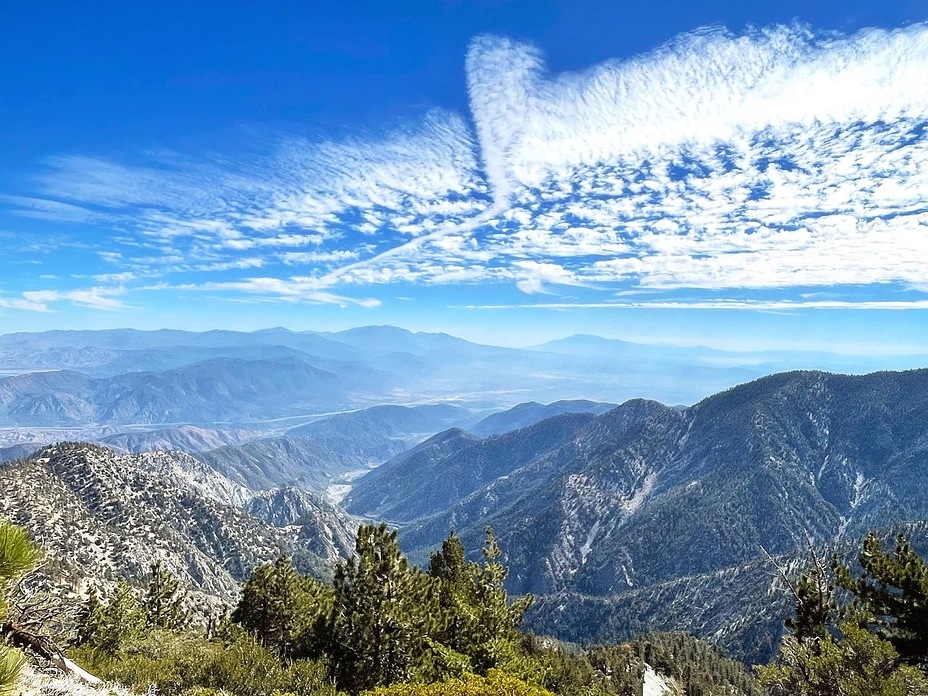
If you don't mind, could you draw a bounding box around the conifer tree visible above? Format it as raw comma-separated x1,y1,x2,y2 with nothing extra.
761,534,928,695
427,528,533,675
428,531,471,665
232,556,302,657
464,527,533,673
73,587,104,647
758,623,928,696
785,547,836,644
428,532,468,590
142,560,190,631
287,572,334,660
0,523,39,695
329,523,438,693
76,578,146,655
833,532,928,667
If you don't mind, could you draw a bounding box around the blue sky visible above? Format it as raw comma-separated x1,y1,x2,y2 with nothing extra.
2,0,928,351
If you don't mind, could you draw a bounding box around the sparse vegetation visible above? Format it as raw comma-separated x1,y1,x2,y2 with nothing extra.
61,523,759,696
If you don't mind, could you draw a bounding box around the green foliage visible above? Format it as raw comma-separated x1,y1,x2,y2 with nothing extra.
74,586,104,646
143,560,191,631
786,549,837,644
627,632,762,696
0,648,25,696
74,578,147,655
232,555,332,659
329,523,440,692
763,533,928,694
229,526,541,693
515,636,642,696
758,623,928,696
466,529,534,673
60,521,763,696
75,561,194,662
584,643,644,696
233,556,298,656
429,528,533,676
834,532,928,666
429,533,468,590
364,669,556,696
70,627,335,696
0,522,40,586
0,522,39,695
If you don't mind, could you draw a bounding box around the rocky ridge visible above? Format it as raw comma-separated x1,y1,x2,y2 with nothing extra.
0,443,358,603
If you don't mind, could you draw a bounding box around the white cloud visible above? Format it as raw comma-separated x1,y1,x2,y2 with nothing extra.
2,195,109,223
0,296,50,312
280,250,359,265
453,24,928,295
92,272,137,283
180,276,380,308
464,25,928,189
513,260,583,294
18,287,127,311
7,22,928,309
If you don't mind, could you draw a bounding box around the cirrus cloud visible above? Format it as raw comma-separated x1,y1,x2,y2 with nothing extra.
5,22,928,312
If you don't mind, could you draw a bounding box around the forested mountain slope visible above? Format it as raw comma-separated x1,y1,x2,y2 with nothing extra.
400,370,928,592
344,412,597,522
469,399,616,437
348,370,928,660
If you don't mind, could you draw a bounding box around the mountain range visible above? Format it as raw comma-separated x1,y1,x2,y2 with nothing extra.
6,326,925,434
100,424,261,453
5,329,928,667
345,369,928,660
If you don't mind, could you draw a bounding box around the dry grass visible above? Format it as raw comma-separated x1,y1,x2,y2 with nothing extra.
12,664,131,696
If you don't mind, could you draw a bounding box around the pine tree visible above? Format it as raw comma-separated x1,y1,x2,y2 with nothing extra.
82,578,146,655
761,533,928,694
833,532,928,666
329,523,439,693
0,523,40,587
785,547,837,644
427,528,533,675
464,527,533,673
758,623,928,696
428,532,468,590
0,523,39,695
232,556,303,657
73,587,104,646
428,531,471,667
232,555,333,660
142,560,190,631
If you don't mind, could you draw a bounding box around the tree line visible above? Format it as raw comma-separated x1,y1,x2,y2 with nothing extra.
63,523,755,695
7,518,928,695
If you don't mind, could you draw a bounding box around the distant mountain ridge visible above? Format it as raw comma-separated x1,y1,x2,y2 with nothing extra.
100,424,261,453
469,399,616,437
350,369,928,659
193,436,361,496
286,403,476,464
0,356,367,426
0,442,40,462
6,325,914,427
344,412,598,522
